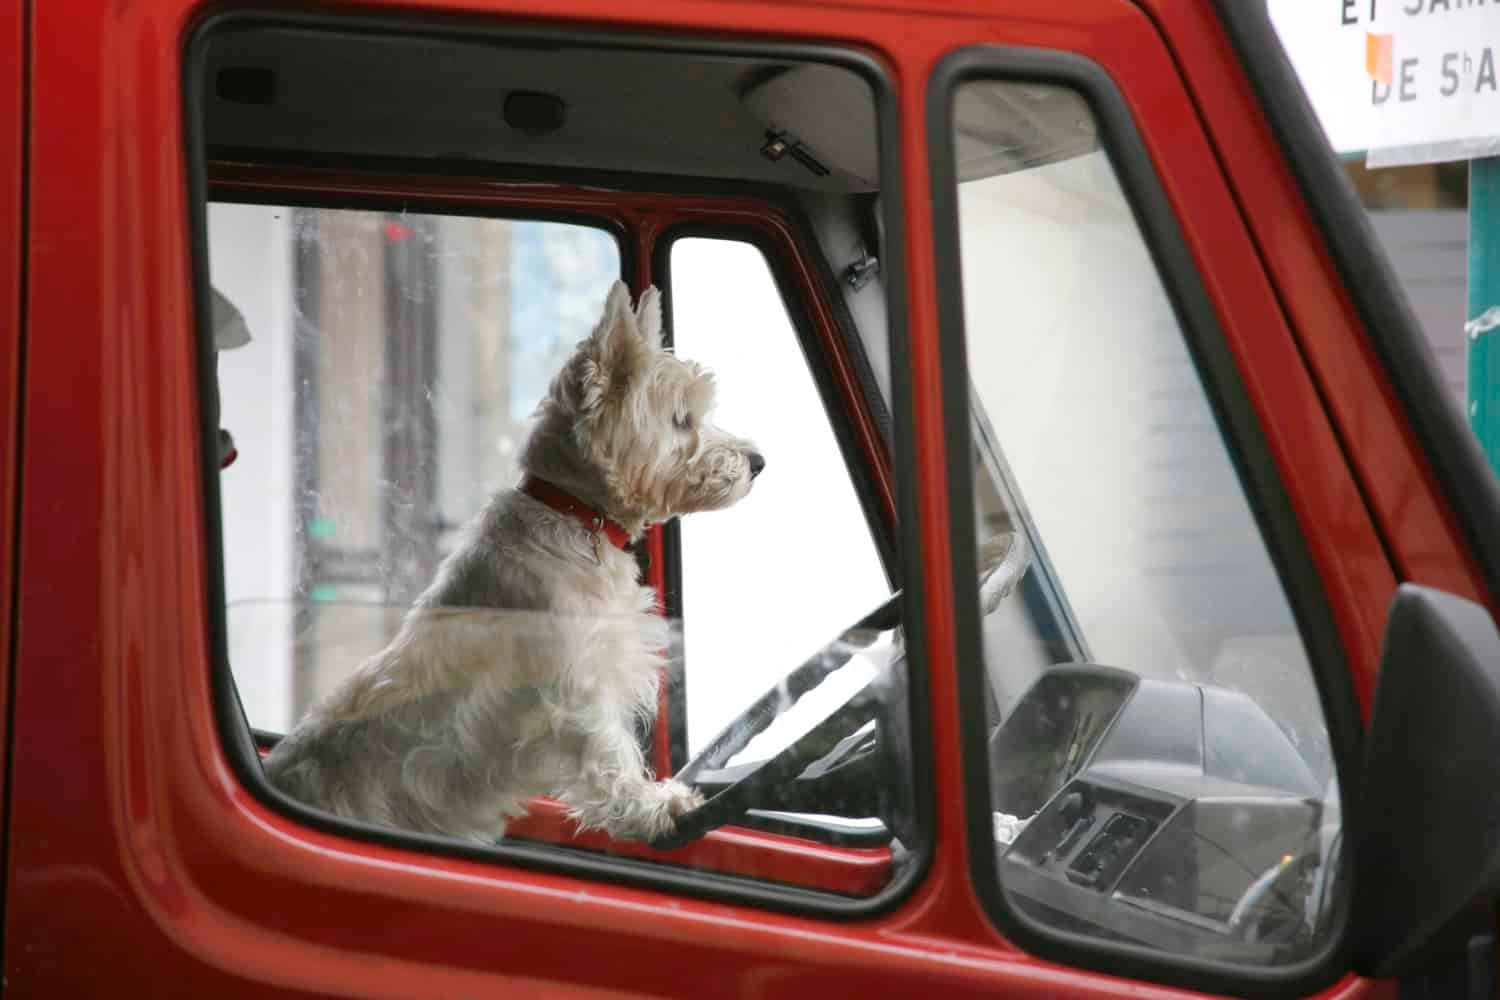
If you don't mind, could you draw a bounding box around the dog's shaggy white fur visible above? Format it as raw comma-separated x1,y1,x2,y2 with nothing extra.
264,282,763,844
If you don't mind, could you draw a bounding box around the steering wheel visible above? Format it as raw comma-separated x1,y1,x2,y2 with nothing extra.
650,529,1030,851
649,591,908,851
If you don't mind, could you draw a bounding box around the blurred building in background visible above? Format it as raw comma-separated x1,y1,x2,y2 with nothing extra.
1345,160,1469,409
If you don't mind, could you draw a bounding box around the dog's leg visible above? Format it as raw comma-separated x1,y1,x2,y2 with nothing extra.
568,773,702,843
556,718,703,842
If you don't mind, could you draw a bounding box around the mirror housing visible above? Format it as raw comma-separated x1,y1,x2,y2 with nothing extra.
1351,584,1500,978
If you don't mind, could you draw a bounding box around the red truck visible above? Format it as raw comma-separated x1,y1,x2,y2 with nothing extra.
5,0,1500,997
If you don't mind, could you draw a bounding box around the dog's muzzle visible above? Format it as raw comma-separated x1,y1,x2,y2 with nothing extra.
747,451,766,479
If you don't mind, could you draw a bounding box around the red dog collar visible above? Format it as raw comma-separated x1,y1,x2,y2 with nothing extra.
519,476,631,552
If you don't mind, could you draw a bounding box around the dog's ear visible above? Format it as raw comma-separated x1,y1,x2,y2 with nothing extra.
634,286,663,351
588,280,647,372
602,279,633,320
562,353,610,421
559,282,643,420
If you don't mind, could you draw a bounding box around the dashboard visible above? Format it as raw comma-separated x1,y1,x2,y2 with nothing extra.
990,665,1337,963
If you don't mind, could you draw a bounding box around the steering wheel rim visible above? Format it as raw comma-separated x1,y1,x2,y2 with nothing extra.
649,591,904,850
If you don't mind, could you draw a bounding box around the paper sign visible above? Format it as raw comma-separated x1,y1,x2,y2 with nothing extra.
1270,1,1500,166
1367,31,1394,85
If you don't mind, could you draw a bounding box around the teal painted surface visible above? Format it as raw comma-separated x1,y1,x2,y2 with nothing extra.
1469,158,1500,475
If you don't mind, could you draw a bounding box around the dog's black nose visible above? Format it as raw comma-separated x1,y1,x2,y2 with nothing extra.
747,451,766,478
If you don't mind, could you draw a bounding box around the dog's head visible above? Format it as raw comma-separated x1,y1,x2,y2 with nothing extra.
524,281,764,532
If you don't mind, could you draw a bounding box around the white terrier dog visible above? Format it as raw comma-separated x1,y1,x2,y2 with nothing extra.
264,282,764,844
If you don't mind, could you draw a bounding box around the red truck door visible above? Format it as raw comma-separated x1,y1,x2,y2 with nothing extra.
8,0,1500,997
0,0,22,876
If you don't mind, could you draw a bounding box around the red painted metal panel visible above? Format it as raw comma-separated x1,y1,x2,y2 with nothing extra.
506,798,894,897
630,212,676,780
5,0,1399,996
251,716,895,896
0,0,22,867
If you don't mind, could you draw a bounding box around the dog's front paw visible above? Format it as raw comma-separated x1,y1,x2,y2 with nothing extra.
664,779,704,816
644,780,705,851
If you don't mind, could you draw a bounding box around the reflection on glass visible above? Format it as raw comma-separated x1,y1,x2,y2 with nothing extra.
228,599,915,892
993,665,1337,963
209,198,916,896
209,204,619,732
951,79,1341,966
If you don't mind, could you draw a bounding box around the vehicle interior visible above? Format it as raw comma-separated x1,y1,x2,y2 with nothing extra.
194,12,1342,959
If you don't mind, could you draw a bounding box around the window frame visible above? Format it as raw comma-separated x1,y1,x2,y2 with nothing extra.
187,9,930,919
652,223,900,778
925,46,1365,996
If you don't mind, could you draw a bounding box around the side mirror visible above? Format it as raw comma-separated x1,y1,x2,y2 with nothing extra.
1351,583,1500,979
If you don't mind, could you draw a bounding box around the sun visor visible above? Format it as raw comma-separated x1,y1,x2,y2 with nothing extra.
741,64,880,190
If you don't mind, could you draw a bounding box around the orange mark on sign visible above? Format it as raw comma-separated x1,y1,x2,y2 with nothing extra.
1366,32,1394,85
